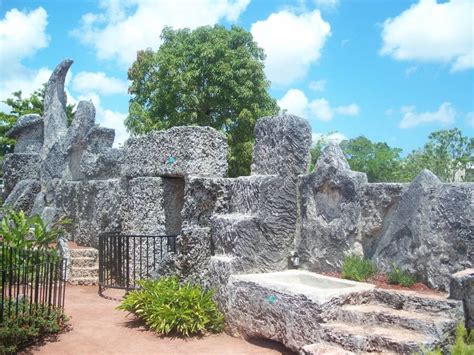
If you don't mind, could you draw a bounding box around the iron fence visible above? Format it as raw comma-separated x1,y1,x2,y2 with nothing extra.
0,244,67,324
98,234,177,293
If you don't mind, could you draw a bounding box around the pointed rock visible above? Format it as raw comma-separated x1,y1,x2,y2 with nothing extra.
315,143,350,172
43,59,73,156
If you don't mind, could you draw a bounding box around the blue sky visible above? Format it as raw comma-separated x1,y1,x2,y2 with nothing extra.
0,0,472,152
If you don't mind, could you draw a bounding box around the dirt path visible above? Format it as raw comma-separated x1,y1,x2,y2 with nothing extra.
26,286,291,355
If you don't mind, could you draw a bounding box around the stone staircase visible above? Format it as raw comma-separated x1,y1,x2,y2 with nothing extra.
68,248,99,285
303,289,463,354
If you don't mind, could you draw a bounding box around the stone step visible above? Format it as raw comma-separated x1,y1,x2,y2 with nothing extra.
338,303,455,338
70,257,98,268
68,276,98,286
373,289,462,315
70,266,99,279
69,248,98,259
300,342,356,355
321,321,437,354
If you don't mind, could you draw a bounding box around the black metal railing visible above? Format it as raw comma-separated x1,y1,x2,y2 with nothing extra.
98,234,177,293
0,244,67,324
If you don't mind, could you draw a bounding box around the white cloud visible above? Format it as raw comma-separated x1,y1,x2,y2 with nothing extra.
314,0,339,10
0,7,51,105
72,71,128,96
277,89,308,118
77,92,129,146
312,131,347,144
251,10,330,86
0,7,49,70
310,98,333,121
73,0,250,68
380,0,474,72
278,89,360,121
335,103,359,116
399,102,456,129
308,79,326,91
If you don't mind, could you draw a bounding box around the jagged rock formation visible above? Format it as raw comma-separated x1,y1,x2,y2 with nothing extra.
298,144,473,291
2,59,472,334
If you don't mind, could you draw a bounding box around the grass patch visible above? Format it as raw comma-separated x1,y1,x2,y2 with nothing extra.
341,255,376,282
387,265,416,287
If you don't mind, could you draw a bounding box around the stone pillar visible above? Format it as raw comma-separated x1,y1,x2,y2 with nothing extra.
450,269,474,329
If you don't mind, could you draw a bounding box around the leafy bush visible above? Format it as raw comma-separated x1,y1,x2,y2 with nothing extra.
117,277,224,336
0,299,68,354
0,209,70,250
341,255,376,282
388,265,416,287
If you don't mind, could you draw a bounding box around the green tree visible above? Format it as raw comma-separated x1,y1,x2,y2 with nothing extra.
0,86,75,174
310,135,403,182
341,137,403,182
126,25,279,176
401,128,473,182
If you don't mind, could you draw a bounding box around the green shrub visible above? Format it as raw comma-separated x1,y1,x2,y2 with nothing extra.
419,323,473,355
0,209,70,250
341,255,376,282
117,277,224,336
388,265,416,287
0,299,68,354
451,323,474,355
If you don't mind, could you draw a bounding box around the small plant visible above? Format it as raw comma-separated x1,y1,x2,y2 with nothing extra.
419,323,473,355
0,299,68,354
117,277,224,336
341,255,376,282
451,323,474,355
0,208,71,250
388,264,416,287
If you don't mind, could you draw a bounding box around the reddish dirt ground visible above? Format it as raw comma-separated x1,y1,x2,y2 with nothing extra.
323,272,445,296
23,286,293,355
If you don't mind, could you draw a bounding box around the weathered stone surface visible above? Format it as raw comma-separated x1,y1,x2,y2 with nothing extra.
63,101,96,153
298,144,369,271
373,170,474,290
121,177,166,235
42,59,72,156
41,141,67,181
251,113,312,178
216,270,463,353
3,179,40,214
80,148,123,180
6,114,43,153
212,175,298,272
84,127,115,152
54,179,123,247
2,153,41,196
122,126,228,178
449,269,474,329
120,177,185,236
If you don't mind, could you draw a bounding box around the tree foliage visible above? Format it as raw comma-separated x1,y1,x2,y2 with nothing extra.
401,128,473,182
126,25,279,176
310,129,473,183
0,86,75,173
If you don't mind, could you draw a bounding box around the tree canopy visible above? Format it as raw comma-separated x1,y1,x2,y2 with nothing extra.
310,129,473,183
126,25,279,176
